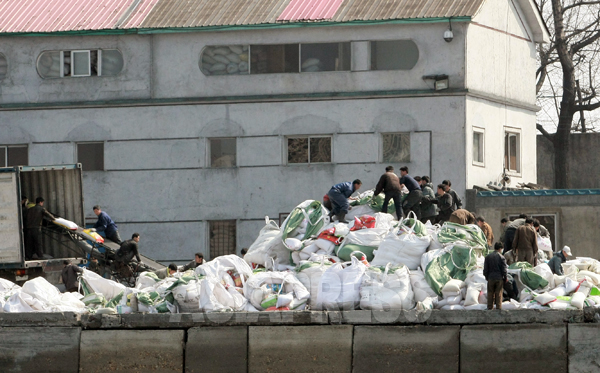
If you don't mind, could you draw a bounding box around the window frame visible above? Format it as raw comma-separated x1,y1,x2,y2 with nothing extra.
508,213,558,255
70,50,91,77
381,132,411,163
37,49,122,79
504,131,521,174
0,52,8,80
285,135,332,165
75,141,105,171
369,39,420,71
201,42,353,76
208,137,237,168
472,128,485,167
207,219,237,260
0,144,28,167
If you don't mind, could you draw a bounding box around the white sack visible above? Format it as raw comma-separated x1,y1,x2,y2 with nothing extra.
81,268,126,300
409,269,438,302
360,264,415,311
316,257,367,311
372,228,431,270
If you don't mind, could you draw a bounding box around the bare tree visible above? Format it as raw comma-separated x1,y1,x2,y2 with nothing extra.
536,0,600,188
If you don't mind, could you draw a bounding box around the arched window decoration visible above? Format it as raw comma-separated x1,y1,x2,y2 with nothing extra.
0,53,7,80
370,40,419,71
37,49,123,79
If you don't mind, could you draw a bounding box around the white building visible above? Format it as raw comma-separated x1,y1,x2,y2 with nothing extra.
0,0,549,262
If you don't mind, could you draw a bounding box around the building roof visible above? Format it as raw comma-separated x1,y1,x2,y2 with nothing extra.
0,0,549,40
0,0,486,34
478,189,600,197
138,0,485,28
0,0,156,33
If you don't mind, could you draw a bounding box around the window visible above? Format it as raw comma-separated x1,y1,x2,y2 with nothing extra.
37,49,123,79
200,42,351,75
0,53,7,80
300,43,350,72
0,145,28,167
371,40,419,71
209,220,236,259
287,136,332,164
201,45,249,76
504,132,520,173
77,142,104,171
250,44,299,74
382,133,410,163
210,138,236,167
472,130,484,165
508,214,557,253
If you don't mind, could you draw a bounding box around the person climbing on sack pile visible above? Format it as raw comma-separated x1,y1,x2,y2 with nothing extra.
326,179,362,223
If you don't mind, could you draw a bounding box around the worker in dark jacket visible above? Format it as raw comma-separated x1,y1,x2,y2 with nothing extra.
24,197,56,260
61,260,83,292
434,185,454,224
373,166,403,220
512,218,538,266
115,233,141,264
327,180,362,223
181,253,206,271
484,242,508,310
548,246,572,275
419,176,437,223
442,180,462,210
503,214,527,254
399,166,422,219
93,206,121,244
153,263,178,279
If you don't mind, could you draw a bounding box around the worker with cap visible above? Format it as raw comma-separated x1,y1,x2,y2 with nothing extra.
548,246,572,275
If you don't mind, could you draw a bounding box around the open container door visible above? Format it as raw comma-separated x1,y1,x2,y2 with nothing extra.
0,168,23,264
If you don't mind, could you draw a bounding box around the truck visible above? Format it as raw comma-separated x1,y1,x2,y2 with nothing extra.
0,164,163,286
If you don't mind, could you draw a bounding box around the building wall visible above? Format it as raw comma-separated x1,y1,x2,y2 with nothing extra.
0,95,466,261
0,34,152,104
537,133,600,189
465,96,537,189
0,22,466,105
466,0,538,105
469,190,600,259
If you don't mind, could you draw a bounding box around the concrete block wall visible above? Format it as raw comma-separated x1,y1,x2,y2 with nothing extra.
1,310,599,372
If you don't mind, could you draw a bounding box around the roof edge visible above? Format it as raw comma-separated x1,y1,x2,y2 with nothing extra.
0,16,472,37
515,0,551,43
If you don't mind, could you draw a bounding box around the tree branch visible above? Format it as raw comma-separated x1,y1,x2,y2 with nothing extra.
575,101,600,111
571,30,600,55
537,123,554,143
563,1,600,13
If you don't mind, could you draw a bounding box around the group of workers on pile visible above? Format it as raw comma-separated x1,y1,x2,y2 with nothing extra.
325,165,467,225
327,165,575,311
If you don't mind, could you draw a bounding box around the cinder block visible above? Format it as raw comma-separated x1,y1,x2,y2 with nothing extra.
568,324,600,372
186,326,247,373
0,327,80,373
80,330,184,372
460,324,567,372
248,325,352,373
353,325,459,373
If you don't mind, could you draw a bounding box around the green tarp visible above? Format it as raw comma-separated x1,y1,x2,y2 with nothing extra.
438,222,489,253
425,245,478,296
509,262,549,289
282,200,326,242
336,243,376,262
349,190,407,214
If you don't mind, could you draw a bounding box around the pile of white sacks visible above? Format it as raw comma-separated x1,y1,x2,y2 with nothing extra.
2,198,600,313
